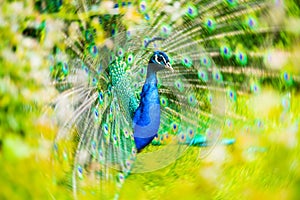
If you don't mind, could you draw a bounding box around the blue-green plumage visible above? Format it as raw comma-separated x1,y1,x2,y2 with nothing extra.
109,57,138,119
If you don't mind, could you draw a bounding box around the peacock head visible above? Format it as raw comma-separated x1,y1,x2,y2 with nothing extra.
149,51,173,72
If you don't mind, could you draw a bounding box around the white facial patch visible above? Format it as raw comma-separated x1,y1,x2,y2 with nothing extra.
155,54,159,63
161,55,167,65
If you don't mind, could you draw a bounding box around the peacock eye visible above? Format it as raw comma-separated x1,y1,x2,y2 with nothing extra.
155,54,164,64
157,56,163,62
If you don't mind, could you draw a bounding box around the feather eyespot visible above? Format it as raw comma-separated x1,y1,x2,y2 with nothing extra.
188,128,195,138
118,173,125,184
77,165,83,179
179,133,186,143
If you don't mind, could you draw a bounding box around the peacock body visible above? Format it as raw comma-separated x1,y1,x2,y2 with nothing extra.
39,0,300,198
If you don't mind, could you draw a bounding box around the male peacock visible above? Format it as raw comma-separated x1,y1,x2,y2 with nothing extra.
43,0,299,198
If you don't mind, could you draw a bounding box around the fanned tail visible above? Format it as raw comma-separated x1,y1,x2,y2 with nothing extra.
46,0,300,198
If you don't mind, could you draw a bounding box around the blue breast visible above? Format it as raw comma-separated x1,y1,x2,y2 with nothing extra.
133,82,160,151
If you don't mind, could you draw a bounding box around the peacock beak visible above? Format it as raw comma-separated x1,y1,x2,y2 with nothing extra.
165,62,173,72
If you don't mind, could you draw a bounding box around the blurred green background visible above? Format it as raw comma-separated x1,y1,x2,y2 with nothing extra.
1,0,300,199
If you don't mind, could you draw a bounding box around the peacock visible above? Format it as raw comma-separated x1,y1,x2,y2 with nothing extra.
36,0,299,198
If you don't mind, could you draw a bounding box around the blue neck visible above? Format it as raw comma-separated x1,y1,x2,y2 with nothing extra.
133,65,161,151
145,67,158,85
